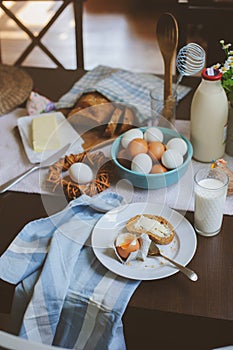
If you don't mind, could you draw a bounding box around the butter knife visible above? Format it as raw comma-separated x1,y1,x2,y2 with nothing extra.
0,143,71,194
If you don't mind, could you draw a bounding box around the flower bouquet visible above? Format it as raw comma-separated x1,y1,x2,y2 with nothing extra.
213,40,233,102
213,41,233,157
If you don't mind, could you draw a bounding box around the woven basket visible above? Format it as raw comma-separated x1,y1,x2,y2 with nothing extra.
0,64,33,115
47,151,113,200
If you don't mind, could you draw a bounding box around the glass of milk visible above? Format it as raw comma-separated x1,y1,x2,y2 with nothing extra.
194,167,228,237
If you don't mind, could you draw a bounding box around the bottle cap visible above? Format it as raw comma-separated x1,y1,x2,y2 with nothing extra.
202,68,222,81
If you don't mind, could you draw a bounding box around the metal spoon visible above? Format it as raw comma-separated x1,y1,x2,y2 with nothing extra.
148,241,198,282
156,12,178,102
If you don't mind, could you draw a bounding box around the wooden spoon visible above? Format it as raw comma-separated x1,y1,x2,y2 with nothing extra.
156,13,178,102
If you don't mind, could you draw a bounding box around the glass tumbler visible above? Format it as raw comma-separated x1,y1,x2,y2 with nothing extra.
150,89,177,127
194,167,228,237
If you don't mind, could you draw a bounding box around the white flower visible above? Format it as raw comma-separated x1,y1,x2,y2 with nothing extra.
220,67,228,73
213,63,221,69
223,43,231,50
216,39,233,101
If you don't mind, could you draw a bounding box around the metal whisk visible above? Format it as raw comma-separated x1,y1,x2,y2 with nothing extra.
174,42,206,95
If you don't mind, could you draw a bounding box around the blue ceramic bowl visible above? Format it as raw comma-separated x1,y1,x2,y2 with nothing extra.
111,127,193,190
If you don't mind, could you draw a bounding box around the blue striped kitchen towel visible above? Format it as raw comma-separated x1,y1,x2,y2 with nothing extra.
55,65,191,122
0,192,140,350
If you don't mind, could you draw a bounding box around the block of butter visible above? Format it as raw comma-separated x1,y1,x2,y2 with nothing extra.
32,114,60,152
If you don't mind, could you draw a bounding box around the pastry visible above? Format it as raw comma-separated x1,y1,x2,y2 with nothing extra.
68,103,115,127
74,92,110,108
118,106,135,134
103,107,123,137
67,92,137,136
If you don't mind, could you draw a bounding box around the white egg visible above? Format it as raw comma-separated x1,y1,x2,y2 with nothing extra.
131,153,152,174
68,162,93,184
166,137,188,156
161,149,183,169
121,128,143,148
143,127,164,143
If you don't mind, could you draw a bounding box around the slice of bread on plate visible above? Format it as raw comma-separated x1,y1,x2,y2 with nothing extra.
126,214,175,245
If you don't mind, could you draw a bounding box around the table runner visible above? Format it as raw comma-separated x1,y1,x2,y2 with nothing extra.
0,192,140,349
0,109,232,215
0,108,83,194
0,65,232,214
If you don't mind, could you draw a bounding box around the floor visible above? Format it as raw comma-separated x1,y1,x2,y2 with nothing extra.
0,0,181,74
83,0,169,73
0,1,231,75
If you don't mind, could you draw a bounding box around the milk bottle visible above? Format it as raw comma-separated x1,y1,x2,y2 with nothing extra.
190,68,228,162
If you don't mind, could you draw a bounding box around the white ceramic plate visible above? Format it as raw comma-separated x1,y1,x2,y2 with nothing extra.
92,202,197,280
17,112,84,163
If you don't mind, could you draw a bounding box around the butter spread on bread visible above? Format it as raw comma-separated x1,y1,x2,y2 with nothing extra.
126,214,174,245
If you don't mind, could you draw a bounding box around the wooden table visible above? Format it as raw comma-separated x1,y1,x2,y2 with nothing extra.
0,68,232,349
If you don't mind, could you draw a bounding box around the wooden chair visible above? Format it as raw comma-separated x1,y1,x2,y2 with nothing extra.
0,0,85,101
0,0,84,69
176,0,233,66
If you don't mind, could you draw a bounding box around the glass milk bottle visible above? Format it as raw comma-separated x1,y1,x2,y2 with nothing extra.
190,68,228,162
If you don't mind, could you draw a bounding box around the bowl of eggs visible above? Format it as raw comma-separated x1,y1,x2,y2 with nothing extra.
111,126,193,189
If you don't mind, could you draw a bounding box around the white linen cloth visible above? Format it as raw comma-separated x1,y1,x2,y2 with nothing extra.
0,108,34,192
0,65,190,194
0,109,232,215
0,192,139,349
0,108,83,194
0,64,190,194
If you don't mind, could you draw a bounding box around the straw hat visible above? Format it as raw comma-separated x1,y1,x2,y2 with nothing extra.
0,64,33,115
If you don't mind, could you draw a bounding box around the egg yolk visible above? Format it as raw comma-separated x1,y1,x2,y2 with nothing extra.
116,239,140,259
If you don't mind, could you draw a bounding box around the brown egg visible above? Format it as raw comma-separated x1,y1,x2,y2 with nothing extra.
116,239,140,259
150,163,167,174
127,138,148,158
117,149,131,169
148,141,165,161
